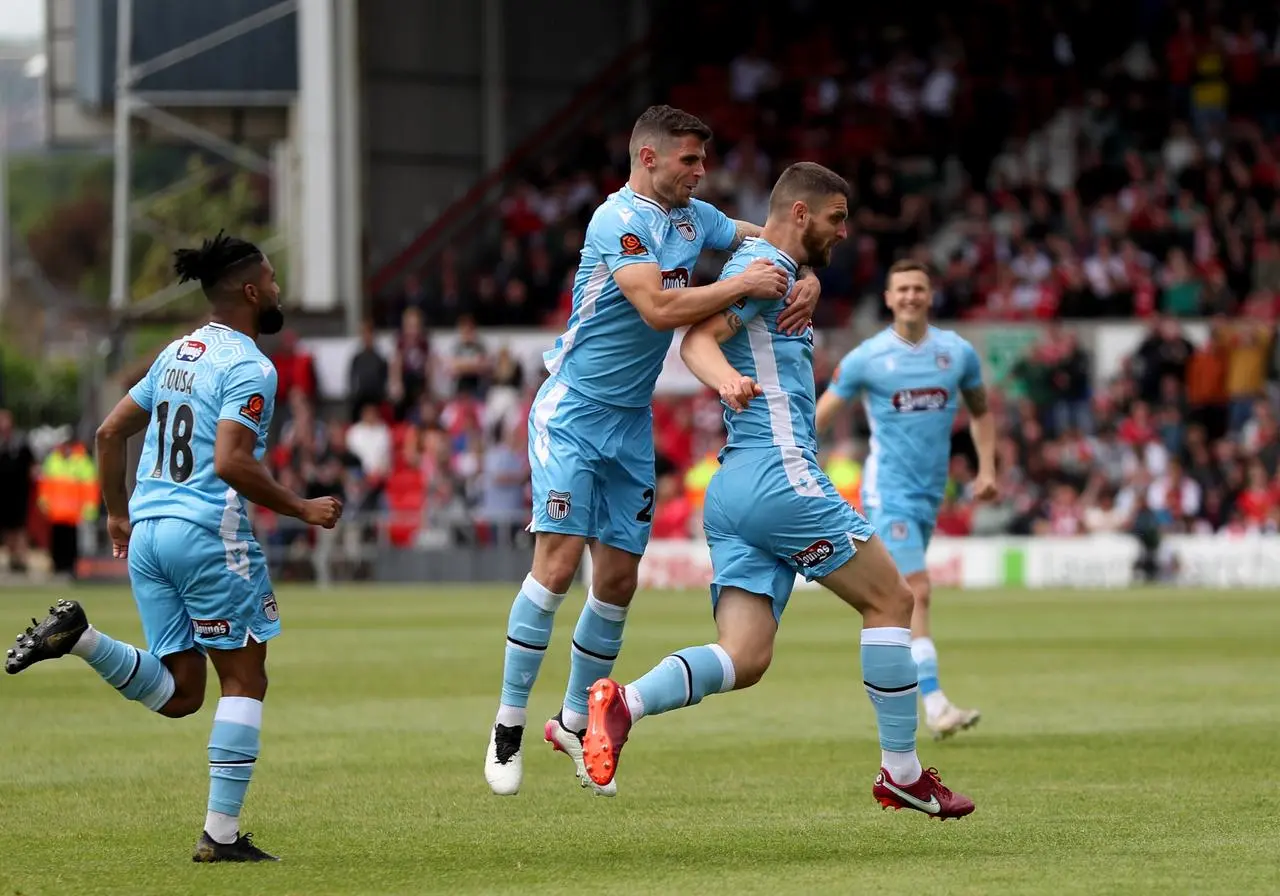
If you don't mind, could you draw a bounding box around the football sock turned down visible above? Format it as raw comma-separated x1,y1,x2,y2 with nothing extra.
206,696,263,844
862,627,923,784
624,644,737,722
560,593,627,732
496,575,566,728
69,626,175,711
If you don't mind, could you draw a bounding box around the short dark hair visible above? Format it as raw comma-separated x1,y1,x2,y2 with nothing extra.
887,258,933,283
767,162,851,216
173,230,264,297
629,105,713,163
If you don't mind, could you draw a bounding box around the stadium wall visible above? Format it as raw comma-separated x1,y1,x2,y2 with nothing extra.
586,535,1280,591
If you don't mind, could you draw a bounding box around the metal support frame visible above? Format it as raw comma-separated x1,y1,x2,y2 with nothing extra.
108,0,299,314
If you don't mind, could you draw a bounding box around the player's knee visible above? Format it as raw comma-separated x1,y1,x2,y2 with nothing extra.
219,669,268,701
592,565,638,605
531,537,582,594
867,574,914,623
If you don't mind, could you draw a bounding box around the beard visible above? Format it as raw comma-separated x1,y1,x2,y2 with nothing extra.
799,227,832,269
258,305,285,335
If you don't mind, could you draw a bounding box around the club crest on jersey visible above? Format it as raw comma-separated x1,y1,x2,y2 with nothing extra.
892,387,949,412
261,593,280,622
889,521,909,540
660,267,689,290
192,618,231,638
176,340,206,362
239,393,266,425
790,539,835,568
675,219,697,241
619,233,647,257
546,490,572,521
936,352,951,370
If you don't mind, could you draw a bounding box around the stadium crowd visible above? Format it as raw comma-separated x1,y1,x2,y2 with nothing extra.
380,1,1280,332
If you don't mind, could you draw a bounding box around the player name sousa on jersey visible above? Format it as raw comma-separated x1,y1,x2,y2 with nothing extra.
160,368,196,396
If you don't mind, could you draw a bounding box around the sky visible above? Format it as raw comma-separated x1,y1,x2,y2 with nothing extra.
0,0,44,40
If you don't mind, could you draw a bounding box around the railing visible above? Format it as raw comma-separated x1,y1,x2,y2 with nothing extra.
365,33,655,299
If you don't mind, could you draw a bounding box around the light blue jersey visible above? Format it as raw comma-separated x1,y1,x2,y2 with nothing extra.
718,238,816,454
543,185,737,408
703,237,874,621
828,326,982,575
128,322,277,541
125,321,281,658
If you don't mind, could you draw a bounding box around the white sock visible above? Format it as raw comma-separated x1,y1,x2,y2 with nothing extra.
882,750,922,785
205,810,239,844
924,691,950,720
623,684,646,722
68,625,100,659
495,704,527,728
560,708,588,733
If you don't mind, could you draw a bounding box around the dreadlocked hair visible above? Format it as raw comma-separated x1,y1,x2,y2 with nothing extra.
172,230,263,292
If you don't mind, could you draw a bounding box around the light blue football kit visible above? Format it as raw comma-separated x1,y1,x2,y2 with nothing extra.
127,322,280,658
700,238,874,623
499,185,740,736
623,238,919,767
827,326,983,576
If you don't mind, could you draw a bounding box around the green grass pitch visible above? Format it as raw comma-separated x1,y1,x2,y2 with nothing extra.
1,584,1278,895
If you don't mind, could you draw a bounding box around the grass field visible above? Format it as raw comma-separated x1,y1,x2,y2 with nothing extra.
1,584,1278,896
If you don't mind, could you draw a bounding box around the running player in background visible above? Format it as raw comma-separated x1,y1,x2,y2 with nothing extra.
485,105,824,797
581,163,974,818
5,233,342,862
815,259,997,740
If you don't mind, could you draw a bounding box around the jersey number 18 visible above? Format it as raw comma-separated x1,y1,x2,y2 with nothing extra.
149,401,195,483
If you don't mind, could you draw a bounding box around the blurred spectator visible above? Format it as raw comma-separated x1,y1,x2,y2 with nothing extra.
271,331,318,409
476,422,530,545
346,403,392,482
37,435,98,579
390,307,431,419
349,320,389,420
0,410,35,573
450,315,491,398
651,471,693,539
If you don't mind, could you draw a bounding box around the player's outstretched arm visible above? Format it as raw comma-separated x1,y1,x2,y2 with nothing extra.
615,258,788,331
96,395,153,556
214,421,342,528
679,311,761,412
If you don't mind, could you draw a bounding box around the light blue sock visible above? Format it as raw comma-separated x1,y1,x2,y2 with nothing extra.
862,627,920,755
911,636,941,698
69,626,175,712
496,575,566,728
627,644,736,721
206,696,262,842
560,593,628,730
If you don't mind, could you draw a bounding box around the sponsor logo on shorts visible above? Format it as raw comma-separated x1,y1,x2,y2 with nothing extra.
660,267,689,290
674,219,697,241
619,233,648,257
192,618,231,638
890,521,909,541
261,593,279,622
891,387,949,412
239,393,266,425
176,339,206,362
546,490,572,521
790,539,834,568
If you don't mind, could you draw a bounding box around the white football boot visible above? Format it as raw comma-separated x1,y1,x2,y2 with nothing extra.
485,723,524,795
927,703,981,741
544,714,618,797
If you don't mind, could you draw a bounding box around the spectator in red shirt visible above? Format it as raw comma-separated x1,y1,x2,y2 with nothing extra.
651,472,692,540
1237,460,1275,524
271,330,317,405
